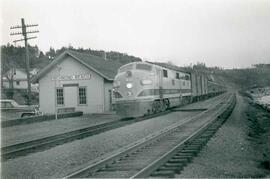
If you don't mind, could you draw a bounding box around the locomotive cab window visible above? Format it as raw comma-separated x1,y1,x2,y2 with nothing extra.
119,64,133,73
136,64,152,71
163,69,168,78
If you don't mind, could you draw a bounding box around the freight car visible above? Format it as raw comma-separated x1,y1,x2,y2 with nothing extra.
113,61,225,118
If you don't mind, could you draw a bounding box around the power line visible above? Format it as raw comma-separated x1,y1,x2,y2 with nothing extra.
10,18,39,105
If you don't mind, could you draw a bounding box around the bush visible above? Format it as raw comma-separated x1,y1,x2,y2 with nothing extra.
6,89,14,99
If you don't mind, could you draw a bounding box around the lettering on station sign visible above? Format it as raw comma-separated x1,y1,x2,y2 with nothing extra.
52,73,91,81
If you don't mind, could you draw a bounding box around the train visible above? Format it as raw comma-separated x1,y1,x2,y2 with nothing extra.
112,61,226,118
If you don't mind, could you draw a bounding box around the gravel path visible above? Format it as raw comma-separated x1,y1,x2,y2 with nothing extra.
2,110,201,178
177,93,270,178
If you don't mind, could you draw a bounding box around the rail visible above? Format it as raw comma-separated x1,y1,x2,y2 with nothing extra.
63,93,233,178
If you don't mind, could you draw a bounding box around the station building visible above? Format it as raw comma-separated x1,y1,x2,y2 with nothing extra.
31,50,122,114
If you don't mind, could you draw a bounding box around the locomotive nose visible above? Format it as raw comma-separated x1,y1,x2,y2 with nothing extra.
126,71,132,77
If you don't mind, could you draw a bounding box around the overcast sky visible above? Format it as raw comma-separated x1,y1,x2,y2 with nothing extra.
1,0,270,69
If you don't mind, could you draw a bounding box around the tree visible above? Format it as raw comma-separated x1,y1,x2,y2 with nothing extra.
193,62,206,71
1,54,16,98
39,51,45,58
45,47,56,59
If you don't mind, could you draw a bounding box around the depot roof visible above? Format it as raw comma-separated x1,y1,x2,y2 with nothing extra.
31,50,123,83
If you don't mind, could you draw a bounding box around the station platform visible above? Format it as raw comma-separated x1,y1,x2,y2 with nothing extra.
2,113,120,147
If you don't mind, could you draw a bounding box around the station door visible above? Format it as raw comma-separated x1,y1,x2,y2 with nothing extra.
64,86,77,108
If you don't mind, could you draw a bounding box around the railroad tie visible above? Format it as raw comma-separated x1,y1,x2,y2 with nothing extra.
185,144,203,149
180,150,197,156
172,156,191,161
174,153,194,158
158,165,184,173
150,170,175,178
164,162,185,167
170,157,189,162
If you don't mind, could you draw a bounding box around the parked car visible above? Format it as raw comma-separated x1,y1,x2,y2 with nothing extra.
0,99,42,118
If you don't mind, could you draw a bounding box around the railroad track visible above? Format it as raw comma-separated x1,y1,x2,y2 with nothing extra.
64,93,235,178
1,93,226,161
1,109,172,161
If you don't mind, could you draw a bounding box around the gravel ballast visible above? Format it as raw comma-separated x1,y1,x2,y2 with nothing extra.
1,95,224,178
177,93,270,178
2,110,200,178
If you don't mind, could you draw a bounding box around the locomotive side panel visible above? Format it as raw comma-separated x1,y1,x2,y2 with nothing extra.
157,67,191,107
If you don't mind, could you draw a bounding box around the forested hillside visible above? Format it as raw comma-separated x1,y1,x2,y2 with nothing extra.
216,64,270,89
1,43,269,91
1,44,142,76
186,62,270,90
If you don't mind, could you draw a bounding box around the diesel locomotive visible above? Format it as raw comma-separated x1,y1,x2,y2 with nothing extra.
113,61,226,118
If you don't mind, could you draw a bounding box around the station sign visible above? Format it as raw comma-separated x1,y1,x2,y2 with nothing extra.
52,73,91,81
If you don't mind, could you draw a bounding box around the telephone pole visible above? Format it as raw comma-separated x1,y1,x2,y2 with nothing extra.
10,18,39,105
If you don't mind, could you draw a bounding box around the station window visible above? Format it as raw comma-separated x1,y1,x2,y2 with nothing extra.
56,88,64,105
185,75,190,80
78,87,87,105
16,81,20,85
163,69,168,78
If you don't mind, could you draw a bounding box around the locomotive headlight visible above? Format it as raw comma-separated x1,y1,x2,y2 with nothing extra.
126,82,133,89
140,79,152,85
